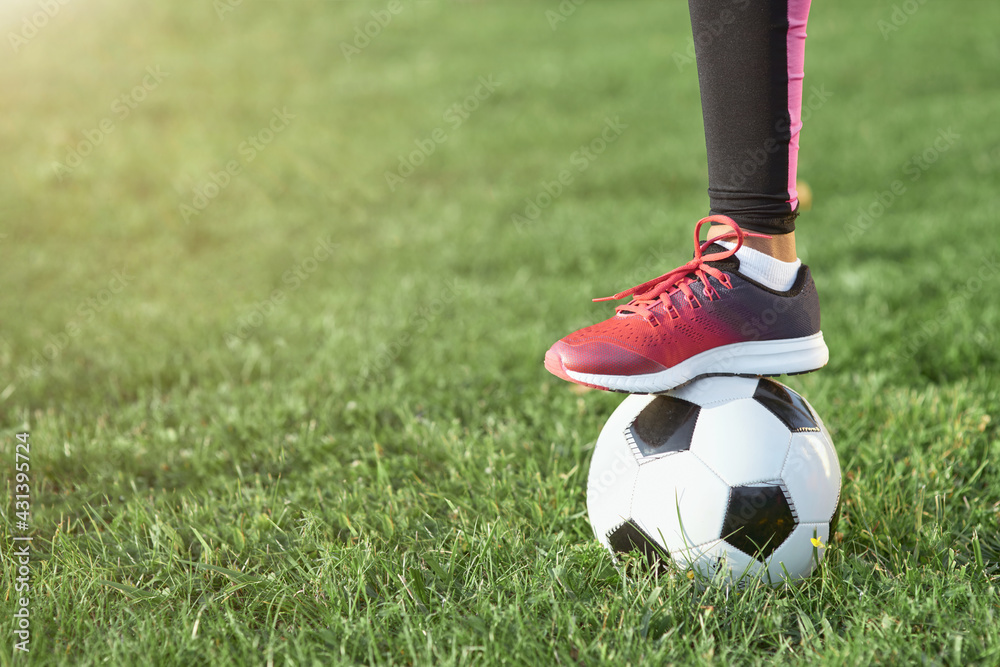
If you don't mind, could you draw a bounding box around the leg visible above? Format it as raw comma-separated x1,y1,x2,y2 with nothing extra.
544,0,827,393
689,0,812,261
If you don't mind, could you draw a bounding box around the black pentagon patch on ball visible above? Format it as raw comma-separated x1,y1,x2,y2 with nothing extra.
722,483,797,561
606,519,668,569
753,378,820,433
626,396,700,458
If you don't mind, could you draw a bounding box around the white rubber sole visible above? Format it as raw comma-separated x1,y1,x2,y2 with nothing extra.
566,332,829,394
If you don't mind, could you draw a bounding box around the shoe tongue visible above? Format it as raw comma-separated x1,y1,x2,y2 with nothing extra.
702,242,741,272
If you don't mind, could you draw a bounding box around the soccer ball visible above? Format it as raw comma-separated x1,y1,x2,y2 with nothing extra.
587,376,841,586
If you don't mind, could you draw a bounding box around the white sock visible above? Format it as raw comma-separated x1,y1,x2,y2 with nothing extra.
716,240,801,292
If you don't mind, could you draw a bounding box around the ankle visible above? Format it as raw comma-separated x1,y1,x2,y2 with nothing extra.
742,232,797,262
708,226,797,262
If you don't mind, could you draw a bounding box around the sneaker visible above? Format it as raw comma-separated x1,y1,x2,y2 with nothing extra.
544,216,828,393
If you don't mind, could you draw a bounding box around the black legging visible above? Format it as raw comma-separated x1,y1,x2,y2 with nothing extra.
689,0,811,235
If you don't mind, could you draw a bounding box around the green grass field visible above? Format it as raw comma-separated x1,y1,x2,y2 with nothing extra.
2,0,999,663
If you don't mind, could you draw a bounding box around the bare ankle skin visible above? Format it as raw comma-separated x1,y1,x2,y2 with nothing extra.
708,226,797,262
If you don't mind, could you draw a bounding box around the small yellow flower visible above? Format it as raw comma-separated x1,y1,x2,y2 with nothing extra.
687,571,695,579
810,537,825,549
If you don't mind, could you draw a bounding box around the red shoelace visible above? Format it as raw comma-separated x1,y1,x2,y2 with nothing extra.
594,216,769,323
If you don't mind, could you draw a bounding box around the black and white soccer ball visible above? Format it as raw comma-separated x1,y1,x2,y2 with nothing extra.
587,376,841,585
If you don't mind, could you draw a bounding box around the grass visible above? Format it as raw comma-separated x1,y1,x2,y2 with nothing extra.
1,0,999,663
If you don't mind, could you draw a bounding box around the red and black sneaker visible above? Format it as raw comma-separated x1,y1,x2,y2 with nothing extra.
544,216,828,393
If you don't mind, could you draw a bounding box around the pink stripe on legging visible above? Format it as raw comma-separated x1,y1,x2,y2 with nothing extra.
786,0,811,210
